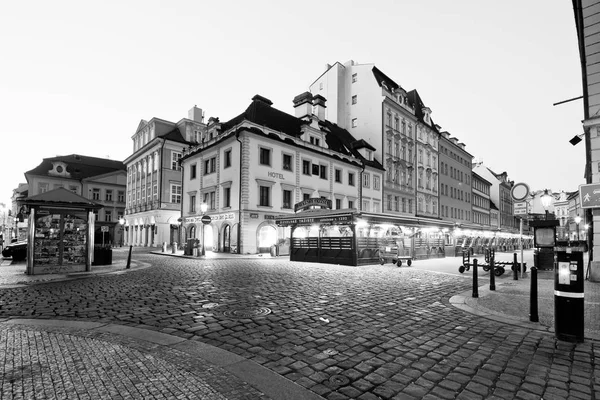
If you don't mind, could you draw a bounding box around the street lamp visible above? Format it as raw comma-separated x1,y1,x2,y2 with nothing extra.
575,215,582,241
119,217,125,247
541,189,552,220
200,202,208,256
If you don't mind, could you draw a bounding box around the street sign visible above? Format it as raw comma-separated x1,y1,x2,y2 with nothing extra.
514,201,529,215
201,215,212,225
580,183,600,209
101,226,109,232
511,182,530,202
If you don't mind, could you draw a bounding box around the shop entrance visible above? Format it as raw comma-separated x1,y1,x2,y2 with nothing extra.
223,225,231,253
203,224,214,252
258,225,277,253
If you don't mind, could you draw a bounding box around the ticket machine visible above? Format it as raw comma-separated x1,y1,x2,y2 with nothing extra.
554,244,585,342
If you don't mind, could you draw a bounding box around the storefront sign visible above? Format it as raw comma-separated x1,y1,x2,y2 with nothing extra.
184,213,235,224
250,213,259,218
264,215,277,219
276,214,353,227
294,198,332,212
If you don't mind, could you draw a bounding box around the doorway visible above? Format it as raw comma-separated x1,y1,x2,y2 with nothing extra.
223,225,230,253
257,225,277,253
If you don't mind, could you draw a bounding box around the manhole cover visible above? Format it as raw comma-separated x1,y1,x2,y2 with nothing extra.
202,302,219,309
222,307,272,319
323,348,338,356
328,374,350,387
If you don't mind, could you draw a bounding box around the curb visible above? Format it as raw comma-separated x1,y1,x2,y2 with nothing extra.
1,318,324,400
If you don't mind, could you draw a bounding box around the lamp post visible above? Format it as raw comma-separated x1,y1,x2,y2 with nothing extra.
14,217,18,241
200,203,208,256
541,189,552,220
119,217,125,247
575,215,582,241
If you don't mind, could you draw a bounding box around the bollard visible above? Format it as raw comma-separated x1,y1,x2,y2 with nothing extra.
472,258,479,298
126,245,132,269
489,256,496,291
530,266,538,322
162,242,167,253
171,242,177,254
513,253,518,280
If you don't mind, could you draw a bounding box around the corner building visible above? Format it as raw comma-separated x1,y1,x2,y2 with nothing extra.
179,94,384,255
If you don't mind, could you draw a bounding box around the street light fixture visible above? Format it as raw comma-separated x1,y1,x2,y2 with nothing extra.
200,203,208,256
575,215,582,241
541,189,552,220
119,217,125,247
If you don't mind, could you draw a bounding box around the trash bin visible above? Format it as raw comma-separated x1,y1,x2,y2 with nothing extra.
171,242,178,254
92,246,113,266
554,243,585,342
186,239,195,256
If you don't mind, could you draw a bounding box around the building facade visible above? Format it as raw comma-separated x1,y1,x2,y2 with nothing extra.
179,94,384,255
472,163,515,232
123,106,206,248
23,154,126,245
471,172,491,227
439,131,474,225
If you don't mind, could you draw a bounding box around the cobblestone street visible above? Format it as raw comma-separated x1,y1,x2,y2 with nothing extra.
1,250,599,399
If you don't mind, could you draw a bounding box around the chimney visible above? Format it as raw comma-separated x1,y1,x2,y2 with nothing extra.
441,131,451,139
313,94,327,120
188,105,203,123
293,92,313,119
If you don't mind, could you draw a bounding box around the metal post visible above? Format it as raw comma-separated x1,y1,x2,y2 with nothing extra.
520,218,524,278
472,258,479,298
201,225,205,256
530,266,538,322
490,255,496,291
126,245,132,269
513,252,518,280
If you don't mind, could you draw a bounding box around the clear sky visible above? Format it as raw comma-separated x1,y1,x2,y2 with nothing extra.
0,0,585,207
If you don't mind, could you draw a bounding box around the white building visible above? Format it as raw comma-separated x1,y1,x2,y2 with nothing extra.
179,94,384,255
123,106,207,247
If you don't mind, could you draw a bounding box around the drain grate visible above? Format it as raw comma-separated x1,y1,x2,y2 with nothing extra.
222,307,272,319
328,374,350,387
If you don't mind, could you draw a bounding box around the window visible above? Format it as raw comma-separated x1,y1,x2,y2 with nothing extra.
69,185,78,194
224,187,231,208
191,164,197,179
224,149,232,168
259,186,270,206
374,176,380,190
259,147,271,166
335,169,342,183
352,118,357,128
402,198,406,213
352,73,357,83
171,184,182,203
387,195,392,211
283,190,292,209
171,152,182,170
118,191,124,203
203,191,216,210
394,196,399,212
312,164,320,175
38,182,49,194
105,190,113,201
283,154,292,171
363,173,370,188
104,210,112,222
352,95,357,105
302,160,311,175
153,184,158,200
394,117,399,131
190,195,196,212
303,193,310,201
408,199,413,213
362,200,369,211
93,210,99,221
319,165,327,180
204,157,216,175
310,137,320,146
92,188,100,200
348,200,354,209
348,172,355,186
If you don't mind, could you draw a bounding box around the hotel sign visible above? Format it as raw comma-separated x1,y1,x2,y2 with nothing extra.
184,213,235,223
294,198,332,212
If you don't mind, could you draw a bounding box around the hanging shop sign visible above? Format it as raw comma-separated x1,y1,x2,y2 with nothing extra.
294,198,332,212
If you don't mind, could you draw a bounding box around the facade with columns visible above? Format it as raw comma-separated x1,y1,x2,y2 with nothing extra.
123,106,207,247
179,94,384,255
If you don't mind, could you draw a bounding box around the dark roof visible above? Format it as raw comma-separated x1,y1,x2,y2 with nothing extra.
319,120,384,170
490,200,499,210
371,66,402,92
25,154,126,181
23,187,102,209
160,127,188,143
220,95,304,136
406,90,440,134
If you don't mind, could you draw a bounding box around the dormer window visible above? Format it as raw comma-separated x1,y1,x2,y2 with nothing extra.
310,137,320,146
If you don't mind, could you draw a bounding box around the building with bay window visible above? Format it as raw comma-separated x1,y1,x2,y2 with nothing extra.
123,106,207,247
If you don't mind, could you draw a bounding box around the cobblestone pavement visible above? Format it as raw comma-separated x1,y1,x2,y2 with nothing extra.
1,251,599,399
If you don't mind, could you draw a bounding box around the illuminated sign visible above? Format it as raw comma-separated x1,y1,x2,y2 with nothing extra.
294,198,332,212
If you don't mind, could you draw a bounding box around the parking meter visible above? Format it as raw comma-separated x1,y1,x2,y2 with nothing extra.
554,243,585,342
